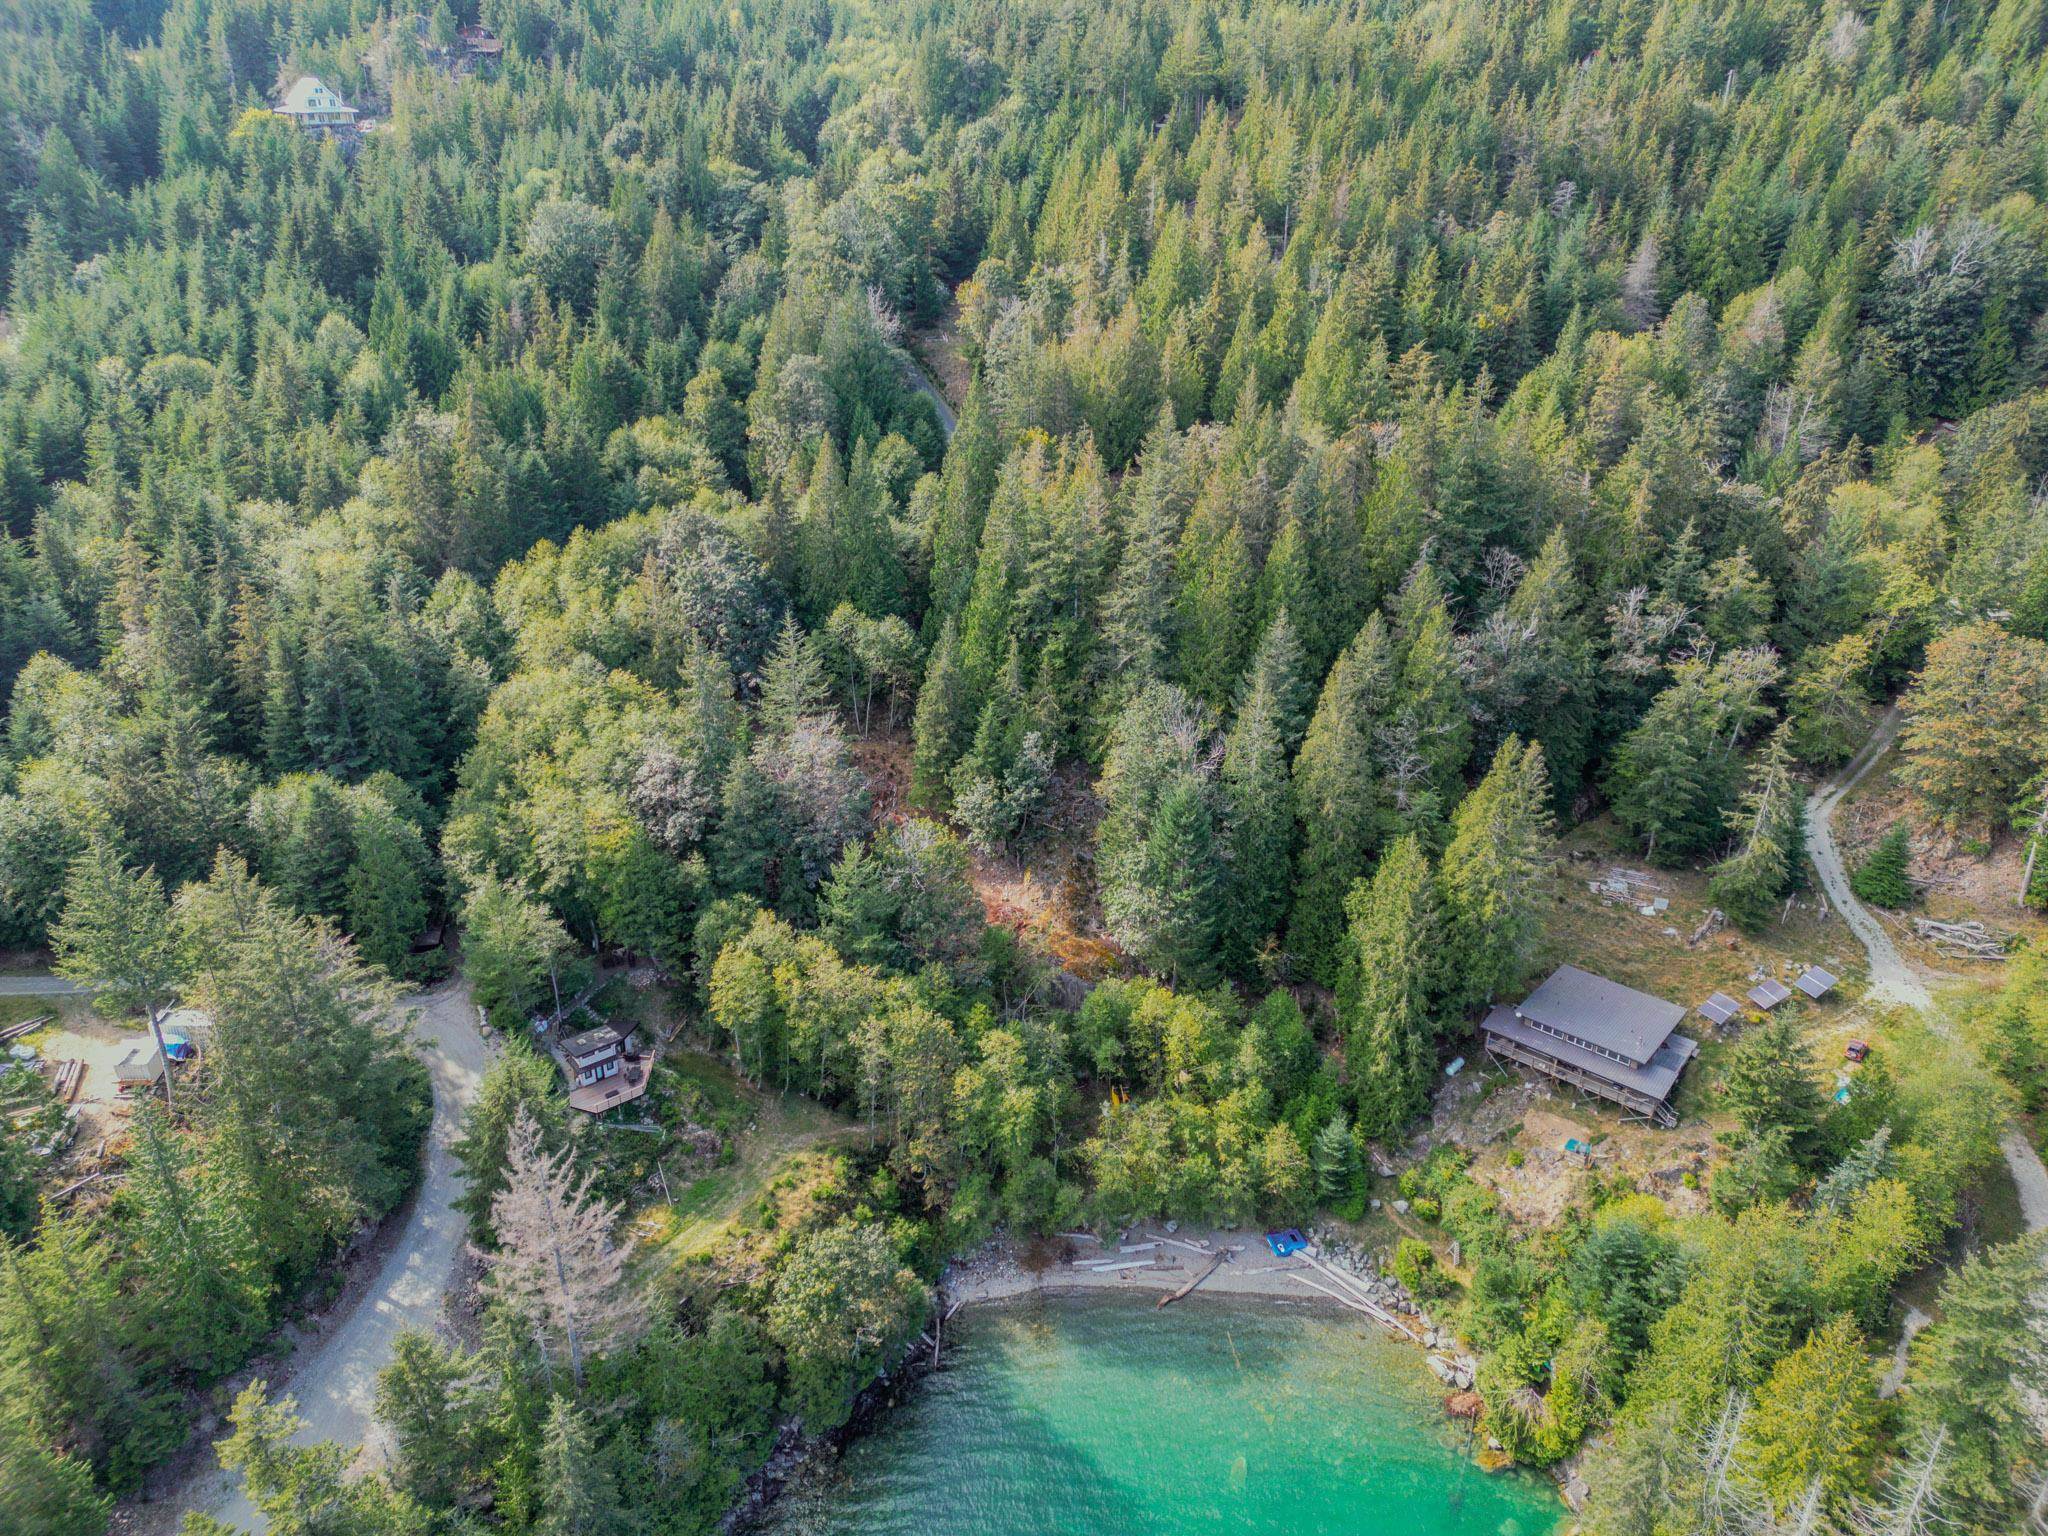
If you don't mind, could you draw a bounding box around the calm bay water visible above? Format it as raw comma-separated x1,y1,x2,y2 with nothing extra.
755,1294,1568,1536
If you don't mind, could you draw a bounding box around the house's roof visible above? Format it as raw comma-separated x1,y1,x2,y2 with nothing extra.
1514,965,1687,1066
561,1022,627,1060
1485,1005,1698,1104
280,76,352,114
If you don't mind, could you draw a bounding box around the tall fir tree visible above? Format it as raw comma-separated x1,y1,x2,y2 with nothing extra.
1437,736,1554,1013
1337,834,1443,1137
1708,722,1805,932
1290,615,1395,983
1221,662,1295,970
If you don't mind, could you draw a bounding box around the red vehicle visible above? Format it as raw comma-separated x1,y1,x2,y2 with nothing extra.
1844,1039,1869,1063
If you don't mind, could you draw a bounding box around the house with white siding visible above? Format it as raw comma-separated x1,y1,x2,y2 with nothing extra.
276,76,358,132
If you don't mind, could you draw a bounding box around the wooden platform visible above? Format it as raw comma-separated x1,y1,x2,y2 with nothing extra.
568,1067,651,1115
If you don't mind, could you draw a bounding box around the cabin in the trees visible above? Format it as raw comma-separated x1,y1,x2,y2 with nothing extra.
1481,965,1698,1127
556,1020,649,1115
275,76,358,133
456,25,504,67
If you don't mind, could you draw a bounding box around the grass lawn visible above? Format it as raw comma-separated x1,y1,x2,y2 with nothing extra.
0,996,63,1031
636,1047,860,1263
1537,818,1866,1012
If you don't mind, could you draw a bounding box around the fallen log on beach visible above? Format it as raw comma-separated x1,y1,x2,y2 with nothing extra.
1157,1250,1227,1308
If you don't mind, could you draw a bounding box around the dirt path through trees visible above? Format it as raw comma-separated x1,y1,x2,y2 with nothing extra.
1806,711,2048,1233
157,977,489,1534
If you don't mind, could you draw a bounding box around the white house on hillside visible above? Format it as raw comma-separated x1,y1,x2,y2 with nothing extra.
276,76,358,131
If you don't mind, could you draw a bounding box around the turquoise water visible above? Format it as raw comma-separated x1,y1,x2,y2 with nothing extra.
755,1295,1567,1536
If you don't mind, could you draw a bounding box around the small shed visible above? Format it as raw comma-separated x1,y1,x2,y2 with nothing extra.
1697,992,1742,1028
1747,979,1793,1010
114,1044,164,1091
1794,967,1838,1001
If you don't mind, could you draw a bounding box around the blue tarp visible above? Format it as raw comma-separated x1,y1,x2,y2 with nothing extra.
1265,1228,1308,1257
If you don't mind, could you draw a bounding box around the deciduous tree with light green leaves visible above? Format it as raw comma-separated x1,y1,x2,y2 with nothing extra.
766,1223,925,1431
52,843,185,1110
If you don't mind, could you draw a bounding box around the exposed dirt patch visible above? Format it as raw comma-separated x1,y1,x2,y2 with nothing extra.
848,727,914,824
907,300,971,413
1420,1066,1716,1224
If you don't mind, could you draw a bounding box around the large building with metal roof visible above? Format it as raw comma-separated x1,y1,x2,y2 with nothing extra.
1480,965,1699,1126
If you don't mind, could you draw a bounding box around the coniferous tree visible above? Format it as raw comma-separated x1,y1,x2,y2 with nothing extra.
375,1331,483,1512
1851,822,1915,909
120,1100,268,1376
1739,1314,1881,1515
485,1109,648,1390
1098,683,1222,983
1437,737,1553,1012
1902,1234,2048,1527
0,1213,172,1489
1723,1014,1829,1169
1290,616,1394,983
1606,660,1751,866
1337,835,1442,1137
537,1395,634,1536
51,844,185,1110
1221,661,1294,970
1708,723,1806,932
207,1384,430,1536
452,1046,575,1243
0,1426,107,1536
177,854,426,1284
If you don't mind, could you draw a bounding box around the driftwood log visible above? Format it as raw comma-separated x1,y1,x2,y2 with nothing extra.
1910,917,2010,959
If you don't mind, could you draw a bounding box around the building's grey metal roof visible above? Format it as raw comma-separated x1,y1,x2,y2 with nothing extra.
1514,964,1687,1066
1748,978,1792,1009
1484,1005,1699,1104
1697,992,1742,1026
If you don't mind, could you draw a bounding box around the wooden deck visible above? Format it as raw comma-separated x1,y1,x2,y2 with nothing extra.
567,1064,651,1115
1482,1032,1680,1127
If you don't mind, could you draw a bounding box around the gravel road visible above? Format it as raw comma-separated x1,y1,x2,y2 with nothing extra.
172,977,489,1533
1805,709,2048,1233
904,351,956,439
0,974,90,995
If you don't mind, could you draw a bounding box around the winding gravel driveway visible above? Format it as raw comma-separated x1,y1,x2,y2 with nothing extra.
172,977,489,1533
1805,708,2048,1233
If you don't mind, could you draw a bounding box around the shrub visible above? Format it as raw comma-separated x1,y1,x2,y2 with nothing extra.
1505,1148,1526,1168
1850,821,1914,908
1392,1236,1446,1298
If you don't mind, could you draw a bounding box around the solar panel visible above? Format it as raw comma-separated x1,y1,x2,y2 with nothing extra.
1697,992,1741,1026
1748,979,1792,1009
1795,967,1837,1000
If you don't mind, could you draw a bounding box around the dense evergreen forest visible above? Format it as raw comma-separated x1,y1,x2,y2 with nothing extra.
2,0,2047,1532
